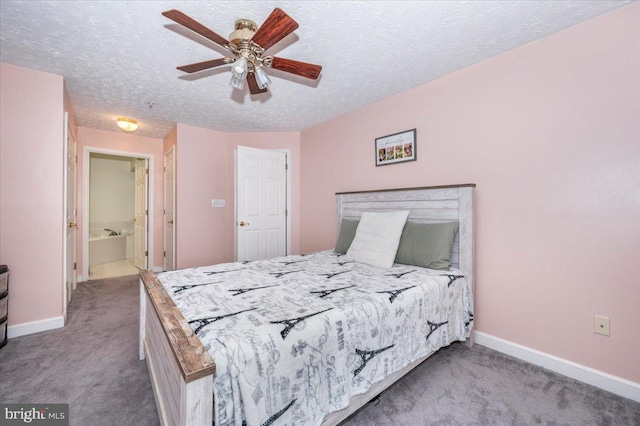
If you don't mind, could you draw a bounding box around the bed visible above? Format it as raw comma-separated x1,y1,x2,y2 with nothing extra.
139,184,475,425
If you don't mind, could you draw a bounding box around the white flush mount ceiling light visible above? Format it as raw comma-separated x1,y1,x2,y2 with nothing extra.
162,8,322,95
117,117,138,132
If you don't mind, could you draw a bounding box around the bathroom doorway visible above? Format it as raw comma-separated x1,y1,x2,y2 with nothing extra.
83,149,152,280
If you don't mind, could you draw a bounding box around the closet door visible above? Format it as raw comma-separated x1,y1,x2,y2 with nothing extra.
163,148,175,271
134,159,148,270
64,113,77,317
236,146,287,261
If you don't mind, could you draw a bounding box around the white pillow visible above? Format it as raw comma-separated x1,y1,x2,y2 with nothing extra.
346,211,410,268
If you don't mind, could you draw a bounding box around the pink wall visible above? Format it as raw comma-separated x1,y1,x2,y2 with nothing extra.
0,63,65,325
77,127,165,272
63,82,78,143
300,4,640,383
163,125,177,154
174,124,230,268
171,124,301,268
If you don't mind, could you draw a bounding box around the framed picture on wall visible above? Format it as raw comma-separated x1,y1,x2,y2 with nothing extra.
375,129,416,166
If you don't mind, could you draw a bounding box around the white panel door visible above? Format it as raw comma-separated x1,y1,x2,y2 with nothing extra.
134,159,148,270
236,146,287,261
163,148,175,271
65,118,77,311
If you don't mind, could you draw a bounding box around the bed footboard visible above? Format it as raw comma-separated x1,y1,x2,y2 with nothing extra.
139,270,215,426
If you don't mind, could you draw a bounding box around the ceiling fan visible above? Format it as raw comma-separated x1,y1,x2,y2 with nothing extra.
162,8,322,95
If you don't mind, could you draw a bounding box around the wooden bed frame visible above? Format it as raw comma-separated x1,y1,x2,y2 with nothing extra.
139,183,475,425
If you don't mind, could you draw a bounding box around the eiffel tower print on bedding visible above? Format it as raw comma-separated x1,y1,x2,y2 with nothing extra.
157,250,473,426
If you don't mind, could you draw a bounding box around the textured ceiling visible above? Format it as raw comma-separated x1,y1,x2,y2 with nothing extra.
0,1,631,138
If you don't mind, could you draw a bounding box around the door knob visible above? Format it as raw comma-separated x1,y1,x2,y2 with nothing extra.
68,222,77,229
239,221,250,227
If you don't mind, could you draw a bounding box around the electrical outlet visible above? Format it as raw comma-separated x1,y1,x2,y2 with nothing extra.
594,315,610,336
211,199,225,208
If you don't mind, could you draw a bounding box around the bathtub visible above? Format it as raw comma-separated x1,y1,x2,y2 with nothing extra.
89,234,127,267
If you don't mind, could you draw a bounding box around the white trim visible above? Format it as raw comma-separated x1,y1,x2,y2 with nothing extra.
234,149,238,261
474,331,640,403
77,275,85,283
7,316,65,339
82,146,155,280
272,148,292,256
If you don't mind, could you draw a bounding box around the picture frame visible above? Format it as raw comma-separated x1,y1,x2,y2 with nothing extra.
375,128,416,166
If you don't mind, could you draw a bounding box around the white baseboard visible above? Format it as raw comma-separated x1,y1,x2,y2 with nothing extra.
151,266,163,273
474,331,640,403
7,316,65,339
78,269,151,283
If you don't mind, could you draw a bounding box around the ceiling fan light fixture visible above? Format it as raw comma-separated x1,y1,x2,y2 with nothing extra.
230,57,249,90
229,72,245,90
116,117,138,132
255,67,272,90
232,57,248,77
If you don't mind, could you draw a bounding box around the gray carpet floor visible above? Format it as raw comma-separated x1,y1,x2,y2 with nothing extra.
1,275,638,426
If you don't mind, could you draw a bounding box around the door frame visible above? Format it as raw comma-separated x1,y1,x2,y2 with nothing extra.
81,146,155,281
163,147,176,271
234,147,291,261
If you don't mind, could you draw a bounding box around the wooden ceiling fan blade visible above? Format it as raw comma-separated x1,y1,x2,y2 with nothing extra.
270,57,322,80
177,58,229,73
247,73,268,95
251,8,299,51
162,9,229,47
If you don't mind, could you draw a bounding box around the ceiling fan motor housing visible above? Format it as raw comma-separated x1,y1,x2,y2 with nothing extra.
229,19,258,44
229,19,267,73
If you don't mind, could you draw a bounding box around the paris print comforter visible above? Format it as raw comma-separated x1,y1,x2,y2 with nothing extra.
157,250,473,426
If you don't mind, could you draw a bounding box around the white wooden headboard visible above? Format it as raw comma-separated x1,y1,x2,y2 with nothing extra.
336,184,475,279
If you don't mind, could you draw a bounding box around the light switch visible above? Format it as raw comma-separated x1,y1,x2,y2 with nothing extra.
211,199,225,208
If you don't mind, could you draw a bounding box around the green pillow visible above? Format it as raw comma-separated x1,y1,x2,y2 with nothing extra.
395,222,459,270
335,219,360,254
